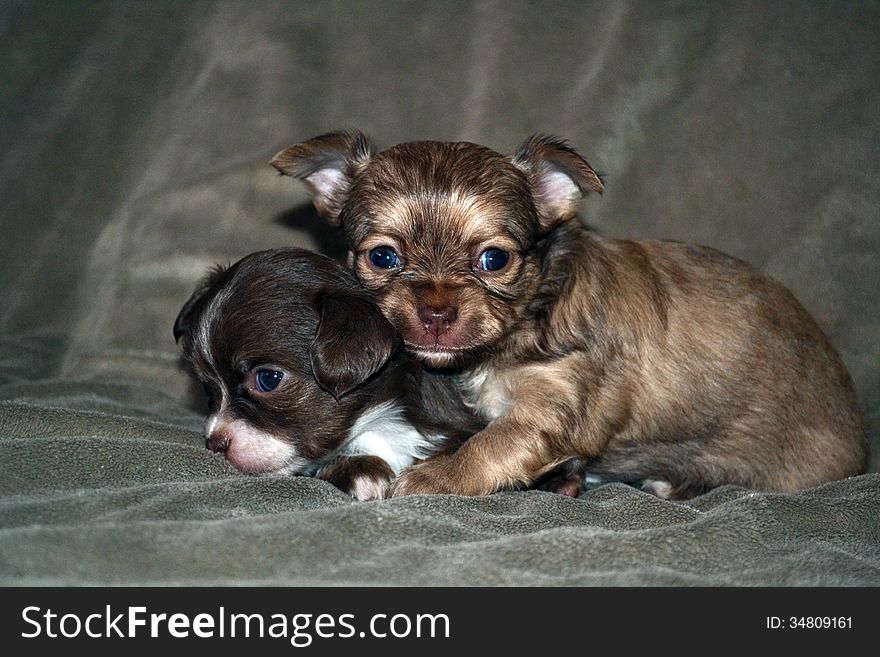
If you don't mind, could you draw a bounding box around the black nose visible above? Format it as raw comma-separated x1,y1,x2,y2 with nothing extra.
206,434,231,454
419,305,458,336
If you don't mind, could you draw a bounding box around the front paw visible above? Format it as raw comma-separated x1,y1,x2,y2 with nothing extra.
388,456,461,497
317,455,395,501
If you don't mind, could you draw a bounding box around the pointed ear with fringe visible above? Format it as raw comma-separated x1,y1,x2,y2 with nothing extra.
270,131,375,225
172,264,228,343
511,135,604,231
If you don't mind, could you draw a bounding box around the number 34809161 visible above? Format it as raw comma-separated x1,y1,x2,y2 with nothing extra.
766,617,852,629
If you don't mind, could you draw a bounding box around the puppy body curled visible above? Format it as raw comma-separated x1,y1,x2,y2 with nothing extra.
272,133,868,499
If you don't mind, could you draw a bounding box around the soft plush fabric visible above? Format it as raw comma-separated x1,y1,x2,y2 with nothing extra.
1,0,877,585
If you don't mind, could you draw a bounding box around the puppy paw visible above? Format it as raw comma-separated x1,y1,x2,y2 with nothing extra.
347,472,392,501
641,479,674,499
533,458,593,498
317,455,395,501
388,456,459,497
536,473,585,498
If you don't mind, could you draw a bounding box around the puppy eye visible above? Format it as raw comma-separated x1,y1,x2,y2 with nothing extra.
254,369,284,393
369,246,400,270
477,248,510,272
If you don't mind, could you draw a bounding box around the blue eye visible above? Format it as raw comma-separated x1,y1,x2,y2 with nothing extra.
255,369,284,393
369,246,400,269
478,248,510,272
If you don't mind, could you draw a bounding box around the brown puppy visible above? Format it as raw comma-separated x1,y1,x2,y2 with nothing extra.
174,248,479,500
271,132,868,499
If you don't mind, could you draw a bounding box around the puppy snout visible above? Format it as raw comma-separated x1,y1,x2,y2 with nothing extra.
419,305,458,336
206,431,232,454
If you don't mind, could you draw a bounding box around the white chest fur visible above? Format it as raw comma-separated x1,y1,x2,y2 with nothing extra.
458,364,515,421
341,402,438,474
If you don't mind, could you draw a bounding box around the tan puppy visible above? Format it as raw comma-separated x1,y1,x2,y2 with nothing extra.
271,132,868,499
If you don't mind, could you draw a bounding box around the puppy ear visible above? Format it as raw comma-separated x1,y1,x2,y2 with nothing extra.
172,265,227,343
309,293,400,400
512,135,604,231
173,286,209,343
269,131,375,225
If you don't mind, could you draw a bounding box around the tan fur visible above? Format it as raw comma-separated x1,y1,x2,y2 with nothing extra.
272,132,869,499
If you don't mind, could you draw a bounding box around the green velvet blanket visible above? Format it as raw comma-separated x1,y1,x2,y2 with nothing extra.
1,1,878,585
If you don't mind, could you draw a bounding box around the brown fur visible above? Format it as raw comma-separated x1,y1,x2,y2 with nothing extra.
173,247,481,500
316,455,397,501
272,133,868,499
